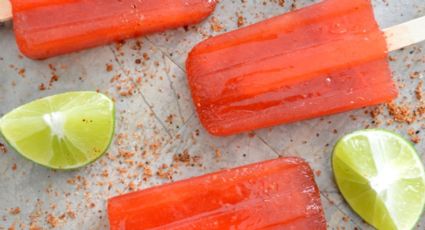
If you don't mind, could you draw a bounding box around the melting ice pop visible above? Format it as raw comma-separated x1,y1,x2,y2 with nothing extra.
108,157,326,230
186,0,425,136
0,0,216,59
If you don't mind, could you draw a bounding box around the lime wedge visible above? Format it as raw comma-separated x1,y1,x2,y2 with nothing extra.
0,91,115,170
332,129,425,230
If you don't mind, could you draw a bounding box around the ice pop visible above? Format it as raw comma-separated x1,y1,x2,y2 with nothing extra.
186,0,425,136
2,0,216,59
108,157,326,229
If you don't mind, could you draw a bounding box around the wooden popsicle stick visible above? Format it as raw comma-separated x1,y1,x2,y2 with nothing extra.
0,0,11,22
384,16,425,52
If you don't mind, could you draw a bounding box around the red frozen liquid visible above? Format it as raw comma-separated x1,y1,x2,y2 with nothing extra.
11,0,217,59
186,0,397,136
108,157,326,230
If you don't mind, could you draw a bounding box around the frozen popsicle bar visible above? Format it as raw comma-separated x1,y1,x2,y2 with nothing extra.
108,157,326,230
186,0,397,136
9,0,217,59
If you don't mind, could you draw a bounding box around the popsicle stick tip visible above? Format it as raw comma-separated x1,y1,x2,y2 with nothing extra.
0,0,12,22
384,16,425,52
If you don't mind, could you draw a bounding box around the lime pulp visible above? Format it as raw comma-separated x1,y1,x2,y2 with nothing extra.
332,129,425,230
0,91,115,170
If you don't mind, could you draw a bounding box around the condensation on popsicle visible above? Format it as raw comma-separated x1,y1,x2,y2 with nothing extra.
10,0,217,59
186,0,397,136
108,157,326,230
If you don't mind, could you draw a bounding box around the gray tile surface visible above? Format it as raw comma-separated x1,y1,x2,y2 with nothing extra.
0,0,424,229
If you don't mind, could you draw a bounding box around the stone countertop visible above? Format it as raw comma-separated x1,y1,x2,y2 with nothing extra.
0,0,424,229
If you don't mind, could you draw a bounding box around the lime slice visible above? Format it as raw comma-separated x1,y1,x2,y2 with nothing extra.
0,91,115,170
332,129,425,230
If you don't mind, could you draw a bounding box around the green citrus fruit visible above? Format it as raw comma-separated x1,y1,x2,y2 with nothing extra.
0,91,115,170
333,129,425,230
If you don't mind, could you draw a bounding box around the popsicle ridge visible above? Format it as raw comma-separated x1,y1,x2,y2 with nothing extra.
11,0,217,59
108,157,326,230
187,0,397,136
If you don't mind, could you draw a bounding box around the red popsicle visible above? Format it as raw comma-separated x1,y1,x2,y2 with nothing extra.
108,157,326,229
186,0,397,136
8,0,217,59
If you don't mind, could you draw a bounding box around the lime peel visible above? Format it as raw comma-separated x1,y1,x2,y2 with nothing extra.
0,91,115,170
333,129,425,230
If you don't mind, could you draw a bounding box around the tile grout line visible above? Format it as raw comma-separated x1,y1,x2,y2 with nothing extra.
143,37,200,133
144,37,187,73
256,135,281,157
140,112,197,162
160,53,186,124
118,49,197,156
108,45,173,139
